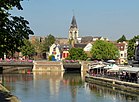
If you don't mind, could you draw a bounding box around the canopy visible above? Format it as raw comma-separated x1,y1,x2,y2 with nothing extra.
107,64,119,72
107,60,115,63
93,64,104,69
120,67,139,73
104,64,114,69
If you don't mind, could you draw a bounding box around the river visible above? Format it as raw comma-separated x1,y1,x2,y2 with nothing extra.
0,72,139,102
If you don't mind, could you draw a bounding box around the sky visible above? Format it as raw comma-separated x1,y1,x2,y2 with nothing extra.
11,0,139,41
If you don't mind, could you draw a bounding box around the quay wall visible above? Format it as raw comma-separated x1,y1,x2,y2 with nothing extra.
33,61,64,72
81,61,90,72
85,76,139,95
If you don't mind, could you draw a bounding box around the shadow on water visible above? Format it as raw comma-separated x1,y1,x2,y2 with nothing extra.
64,68,81,73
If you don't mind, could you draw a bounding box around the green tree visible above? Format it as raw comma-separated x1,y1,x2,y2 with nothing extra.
20,39,35,59
127,35,139,59
0,0,33,57
67,48,87,60
91,40,119,60
42,34,55,52
117,35,127,43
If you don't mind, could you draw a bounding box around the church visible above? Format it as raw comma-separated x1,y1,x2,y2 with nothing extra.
68,15,79,44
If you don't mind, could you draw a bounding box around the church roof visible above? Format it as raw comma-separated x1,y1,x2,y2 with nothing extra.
70,16,77,28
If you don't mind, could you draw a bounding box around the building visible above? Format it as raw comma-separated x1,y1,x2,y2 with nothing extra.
55,38,69,45
49,43,72,61
60,44,72,60
68,15,79,44
49,43,61,61
116,41,128,64
81,36,109,44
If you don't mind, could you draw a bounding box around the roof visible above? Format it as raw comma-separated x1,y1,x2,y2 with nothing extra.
81,36,93,43
59,44,72,51
74,43,87,48
70,16,77,28
60,44,72,49
121,67,139,73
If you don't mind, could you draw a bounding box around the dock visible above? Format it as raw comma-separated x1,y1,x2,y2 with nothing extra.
85,75,139,95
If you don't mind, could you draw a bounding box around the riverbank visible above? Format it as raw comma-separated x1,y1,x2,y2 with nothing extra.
0,84,20,102
85,75,139,95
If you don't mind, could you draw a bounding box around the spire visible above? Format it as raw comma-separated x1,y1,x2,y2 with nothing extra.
70,16,77,28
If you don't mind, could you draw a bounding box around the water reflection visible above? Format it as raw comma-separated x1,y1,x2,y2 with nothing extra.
86,83,139,102
0,72,139,102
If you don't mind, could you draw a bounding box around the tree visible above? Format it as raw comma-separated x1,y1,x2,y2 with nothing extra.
127,35,139,60
117,35,127,43
0,0,33,57
67,48,87,60
91,40,119,60
42,34,55,52
20,39,35,59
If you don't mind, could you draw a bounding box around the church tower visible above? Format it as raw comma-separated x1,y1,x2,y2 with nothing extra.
68,15,79,44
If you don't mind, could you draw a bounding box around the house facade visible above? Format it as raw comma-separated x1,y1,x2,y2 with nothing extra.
49,44,72,61
60,44,72,60
116,41,128,64
49,44,61,61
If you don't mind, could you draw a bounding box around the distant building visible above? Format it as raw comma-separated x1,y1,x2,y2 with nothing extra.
83,43,92,52
74,43,93,58
115,41,128,64
92,36,109,42
81,36,93,43
60,44,72,60
29,36,45,44
68,15,79,44
55,38,69,45
49,43,72,61
80,36,109,44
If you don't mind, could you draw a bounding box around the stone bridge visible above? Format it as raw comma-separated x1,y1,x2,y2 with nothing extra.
0,62,33,73
0,61,92,73
33,61,90,72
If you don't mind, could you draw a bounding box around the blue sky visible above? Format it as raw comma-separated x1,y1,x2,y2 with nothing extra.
11,0,139,41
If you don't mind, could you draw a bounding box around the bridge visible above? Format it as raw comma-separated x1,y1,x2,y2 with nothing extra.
63,63,81,72
0,61,90,73
0,62,33,73
32,61,89,72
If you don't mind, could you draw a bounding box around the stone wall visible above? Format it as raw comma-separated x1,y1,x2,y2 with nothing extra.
33,61,64,72
33,61,92,72
85,76,139,94
81,61,92,72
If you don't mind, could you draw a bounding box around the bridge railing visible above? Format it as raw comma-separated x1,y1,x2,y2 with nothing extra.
0,60,33,66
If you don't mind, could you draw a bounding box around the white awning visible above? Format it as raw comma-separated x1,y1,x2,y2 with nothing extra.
121,67,139,73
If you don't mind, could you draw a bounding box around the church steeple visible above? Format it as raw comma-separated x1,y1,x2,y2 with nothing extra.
70,16,77,28
68,15,79,44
